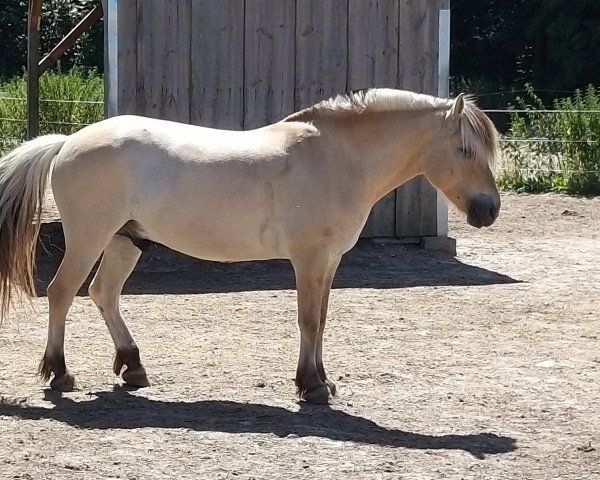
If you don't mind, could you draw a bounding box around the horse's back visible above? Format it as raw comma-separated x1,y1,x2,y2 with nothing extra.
64,114,314,153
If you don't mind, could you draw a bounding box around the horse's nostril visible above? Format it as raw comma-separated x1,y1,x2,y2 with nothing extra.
490,205,499,220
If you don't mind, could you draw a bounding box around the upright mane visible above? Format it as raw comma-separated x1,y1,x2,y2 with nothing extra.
285,88,499,163
285,89,451,120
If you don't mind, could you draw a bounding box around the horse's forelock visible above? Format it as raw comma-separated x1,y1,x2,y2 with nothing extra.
461,100,499,165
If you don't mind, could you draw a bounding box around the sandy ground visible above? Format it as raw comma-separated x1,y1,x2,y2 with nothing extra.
0,192,599,479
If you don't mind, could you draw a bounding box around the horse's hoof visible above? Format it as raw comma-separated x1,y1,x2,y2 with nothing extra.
50,372,79,392
301,384,330,405
122,366,150,387
325,378,337,397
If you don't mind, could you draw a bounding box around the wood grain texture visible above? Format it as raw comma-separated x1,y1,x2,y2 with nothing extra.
349,0,400,237
295,0,348,110
135,0,162,118
116,0,138,115
348,0,399,90
396,0,442,237
190,0,244,129
163,0,191,122
244,0,295,129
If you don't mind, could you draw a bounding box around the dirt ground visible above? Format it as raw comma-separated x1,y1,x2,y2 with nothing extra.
0,192,598,480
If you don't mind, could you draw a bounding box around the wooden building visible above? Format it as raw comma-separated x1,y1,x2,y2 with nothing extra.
103,0,451,242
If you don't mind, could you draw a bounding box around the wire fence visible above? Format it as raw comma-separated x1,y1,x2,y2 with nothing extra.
1,100,598,168
483,109,599,154
0,96,105,154
483,107,600,193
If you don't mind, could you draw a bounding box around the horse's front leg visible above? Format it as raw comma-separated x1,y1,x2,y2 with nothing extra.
316,255,341,396
292,254,331,404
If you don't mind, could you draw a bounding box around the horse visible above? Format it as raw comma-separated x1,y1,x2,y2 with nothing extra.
0,88,500,404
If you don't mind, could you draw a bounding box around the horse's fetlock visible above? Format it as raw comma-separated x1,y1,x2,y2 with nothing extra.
296,381,330,405
50,371,78,392
114,343,142,375
38,351,69,385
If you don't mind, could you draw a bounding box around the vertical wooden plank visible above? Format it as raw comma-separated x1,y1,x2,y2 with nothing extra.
135,0,163,118
396,0,441,238
244,0,295,129
27,0,42,138
295,0,348,110
396,0,426,238
116,0,137,115
190,0,244,130
348,0,399,237
418,0,445,236
148,0,191,123
136,0,190,122
348,0,399,90
162,0,191,122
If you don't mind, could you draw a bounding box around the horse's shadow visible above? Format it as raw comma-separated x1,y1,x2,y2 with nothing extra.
35,226,521,295
0,387,516,459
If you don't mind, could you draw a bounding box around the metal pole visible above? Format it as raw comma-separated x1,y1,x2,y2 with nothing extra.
27,0,43,139
436,8,451,237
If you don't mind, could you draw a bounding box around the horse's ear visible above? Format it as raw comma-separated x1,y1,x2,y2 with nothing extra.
448,93,466,119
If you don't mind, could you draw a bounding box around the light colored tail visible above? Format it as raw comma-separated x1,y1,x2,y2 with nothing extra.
0,134,67,320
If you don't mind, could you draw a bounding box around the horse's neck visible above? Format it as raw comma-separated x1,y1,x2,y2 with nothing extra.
321,111,441,204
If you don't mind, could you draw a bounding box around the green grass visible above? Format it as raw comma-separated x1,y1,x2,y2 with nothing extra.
0,69,104,155
499,85,600,195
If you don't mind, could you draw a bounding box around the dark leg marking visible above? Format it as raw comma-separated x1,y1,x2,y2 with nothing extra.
38,352,78,391
114,342,150,387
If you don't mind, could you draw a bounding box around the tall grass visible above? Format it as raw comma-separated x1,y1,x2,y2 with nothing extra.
0,69,104,155
499,85,600,195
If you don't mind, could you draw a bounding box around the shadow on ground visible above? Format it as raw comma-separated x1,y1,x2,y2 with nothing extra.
35,222,520,296
0,387,516,459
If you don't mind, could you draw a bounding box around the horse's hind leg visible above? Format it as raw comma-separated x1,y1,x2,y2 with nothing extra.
89,235,149,387
39,231,112,391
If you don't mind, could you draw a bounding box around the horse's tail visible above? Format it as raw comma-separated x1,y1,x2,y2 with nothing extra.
0,134,67,320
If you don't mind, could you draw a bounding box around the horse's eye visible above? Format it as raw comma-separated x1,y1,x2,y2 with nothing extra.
461,147,475,158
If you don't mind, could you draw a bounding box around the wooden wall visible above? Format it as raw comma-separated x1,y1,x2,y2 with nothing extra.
112,0,450,239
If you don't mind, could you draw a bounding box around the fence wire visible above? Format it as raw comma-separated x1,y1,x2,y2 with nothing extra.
1,102,598,175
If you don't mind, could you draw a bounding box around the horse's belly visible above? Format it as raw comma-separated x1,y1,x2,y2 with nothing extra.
139,213,286,262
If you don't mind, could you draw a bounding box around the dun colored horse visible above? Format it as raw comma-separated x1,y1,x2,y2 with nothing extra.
0,89,500,403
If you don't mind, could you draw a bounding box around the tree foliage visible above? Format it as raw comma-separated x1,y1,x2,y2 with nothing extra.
0,0,598,103
451,0,600,104
0,0,102,80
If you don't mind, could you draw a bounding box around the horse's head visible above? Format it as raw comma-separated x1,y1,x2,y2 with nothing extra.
422,94,501,228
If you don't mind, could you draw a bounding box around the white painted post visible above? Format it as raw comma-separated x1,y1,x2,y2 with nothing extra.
436,8,451,238
105,0,119,117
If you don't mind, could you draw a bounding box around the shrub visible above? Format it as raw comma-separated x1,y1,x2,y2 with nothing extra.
499,85,600,194
0,69,104,155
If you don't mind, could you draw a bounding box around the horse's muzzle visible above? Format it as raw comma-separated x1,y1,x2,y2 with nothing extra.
467,194,500,228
